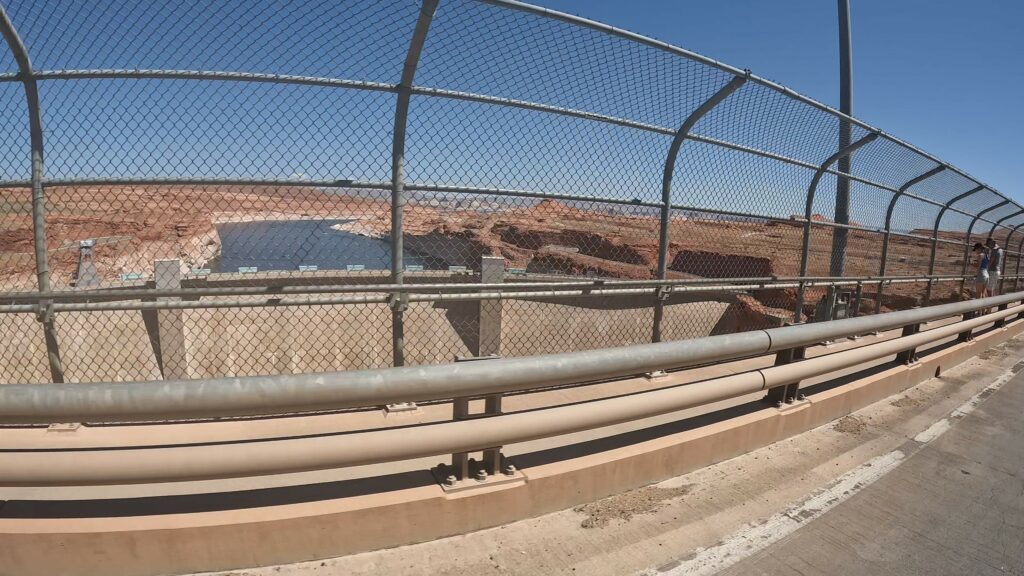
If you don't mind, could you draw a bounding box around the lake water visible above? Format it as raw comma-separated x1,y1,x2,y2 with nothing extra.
212,219,430,273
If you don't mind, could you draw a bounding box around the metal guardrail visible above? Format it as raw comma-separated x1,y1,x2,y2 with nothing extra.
1,292,1021,486
0,0,1021,385
3,291,1021,425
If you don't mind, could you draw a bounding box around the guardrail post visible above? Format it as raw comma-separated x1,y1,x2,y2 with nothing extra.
155,259,189,379
450,398,471,482
994,303,1009,329
895,321,921,365
852,281,863,317
958,311,976,343
764,340,805,406
653,74,747,343
436,355,514,489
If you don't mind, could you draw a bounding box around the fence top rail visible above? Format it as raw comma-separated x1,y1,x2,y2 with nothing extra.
1,291,1020,425
475,0,1018,217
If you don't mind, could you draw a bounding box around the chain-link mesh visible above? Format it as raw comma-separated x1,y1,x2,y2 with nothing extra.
0,0,1017,384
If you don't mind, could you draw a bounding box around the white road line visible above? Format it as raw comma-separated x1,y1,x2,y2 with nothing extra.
913,418,950,443
644,361,1021,576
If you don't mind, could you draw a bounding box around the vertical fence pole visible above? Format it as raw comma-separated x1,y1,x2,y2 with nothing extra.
652,74,746,343
0,8,63,383
795,132,878,322
925,185,983,304
390,0,439,367
876,166,945,313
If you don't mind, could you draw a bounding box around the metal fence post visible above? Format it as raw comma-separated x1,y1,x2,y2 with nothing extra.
652,74,747,343
876,166,945,313
0,7,63,383
926,185,983,304
390,0,439,367
795,131,878,322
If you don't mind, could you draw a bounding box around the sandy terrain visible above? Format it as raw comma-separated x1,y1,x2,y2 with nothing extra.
0,185,983,324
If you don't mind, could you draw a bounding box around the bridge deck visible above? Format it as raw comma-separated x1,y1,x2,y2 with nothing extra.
715,354,1024,575
202,331,1024,576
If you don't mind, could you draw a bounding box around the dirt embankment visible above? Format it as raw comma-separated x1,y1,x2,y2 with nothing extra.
0,187,974,328
0,185,389,288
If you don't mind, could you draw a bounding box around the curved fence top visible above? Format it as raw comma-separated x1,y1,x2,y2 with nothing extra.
0,0,1019,384
0,0,1016,225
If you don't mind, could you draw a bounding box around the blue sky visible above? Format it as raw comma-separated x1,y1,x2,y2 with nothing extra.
2,0,1019,232
535,0,1023,200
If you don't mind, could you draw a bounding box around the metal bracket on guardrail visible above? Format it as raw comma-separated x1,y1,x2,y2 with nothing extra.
655,284,673,301
433,355,524,493
895,322,921,365
387,291,409,313
33,300,52,324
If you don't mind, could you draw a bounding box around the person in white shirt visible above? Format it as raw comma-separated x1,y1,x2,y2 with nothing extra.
985,238,1004,295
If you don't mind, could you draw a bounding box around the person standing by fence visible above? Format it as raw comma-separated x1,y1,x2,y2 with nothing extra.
986,238,1004,295
973,242,990,298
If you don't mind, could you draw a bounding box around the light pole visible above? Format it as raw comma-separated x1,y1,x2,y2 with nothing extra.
831,0,854,277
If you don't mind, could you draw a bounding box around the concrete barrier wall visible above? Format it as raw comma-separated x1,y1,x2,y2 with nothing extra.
2,306,1020,576
0,296,732,383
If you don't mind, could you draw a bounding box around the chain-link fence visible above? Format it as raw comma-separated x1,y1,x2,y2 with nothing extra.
0,0,1020,385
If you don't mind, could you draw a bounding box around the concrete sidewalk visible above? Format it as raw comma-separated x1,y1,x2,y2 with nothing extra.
712,357,1024,575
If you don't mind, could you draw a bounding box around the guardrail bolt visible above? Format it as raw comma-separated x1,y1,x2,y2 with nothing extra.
474,468,488,482
502,461,516,476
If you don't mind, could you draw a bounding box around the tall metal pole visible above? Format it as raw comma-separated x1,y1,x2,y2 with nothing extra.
390,0,439,367
830,0,854,277
0,7,63,383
